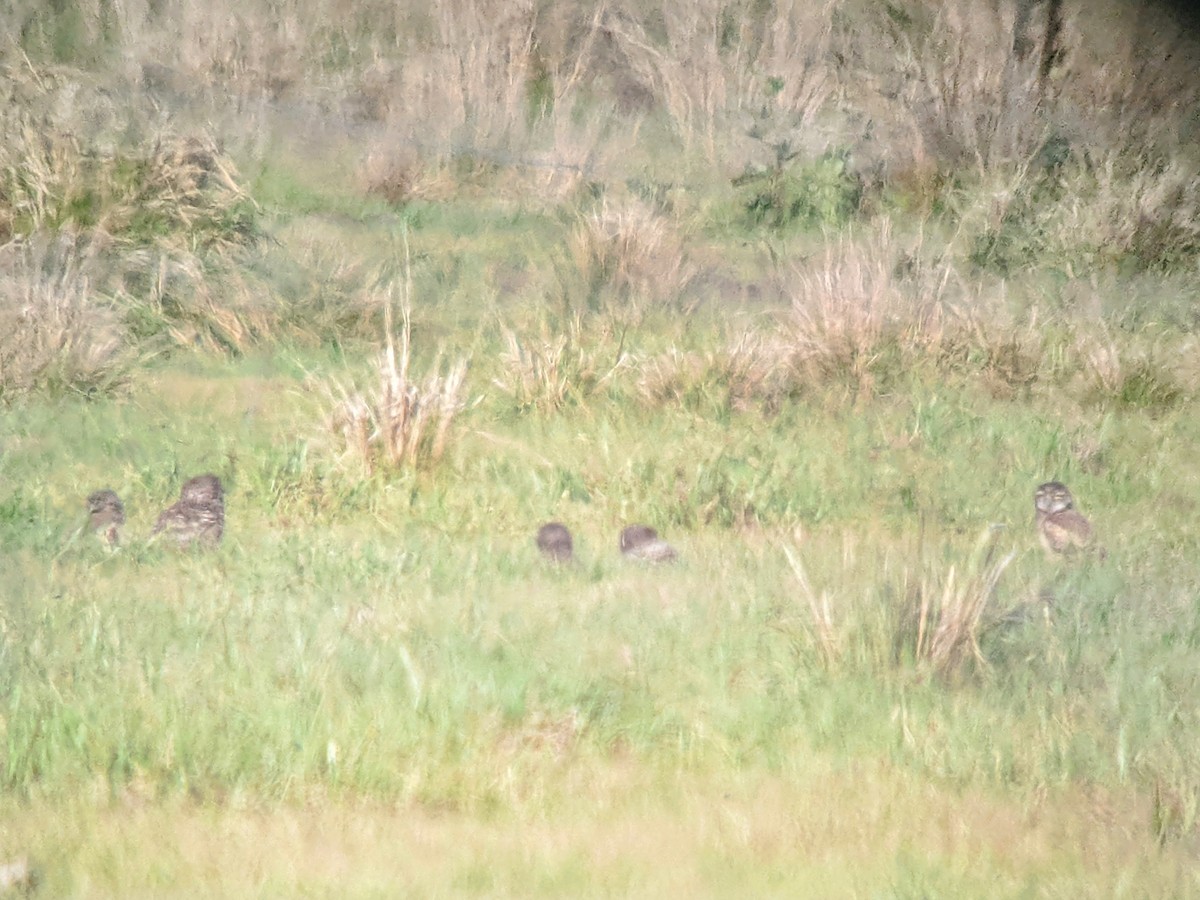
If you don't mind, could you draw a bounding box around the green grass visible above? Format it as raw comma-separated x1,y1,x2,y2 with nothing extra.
5,1,1200,887
3,339,1200,893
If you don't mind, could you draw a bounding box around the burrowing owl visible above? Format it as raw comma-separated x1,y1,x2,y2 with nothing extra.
1034,481,1094,555
86,489,125,547
536,522,574,563
151,474,225,548
619,523,678,563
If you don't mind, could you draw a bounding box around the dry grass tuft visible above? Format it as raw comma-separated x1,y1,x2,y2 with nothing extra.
113,245,281,354
358,140,463,206
786,222,962,391
0,105,256,252
568,195,694,313
1071,326,1182,408
0,113,83,239
1053,154,1200,271
1063,10,1200,158
782,526,1017,678
492,321,627,413
601,1,838,163
325,285,469,474
907,527,1017,676
901,3,1050,174
0,237,131,400
780,544,840,670
635,332,795,414
136,134,258,247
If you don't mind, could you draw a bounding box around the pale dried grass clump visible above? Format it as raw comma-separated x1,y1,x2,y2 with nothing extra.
1049,155,1200,270
1062,9,1200,157
115,246,280,354
357,137,465,206
1075,328,1125,397
0,91,273,352
326,288,469,474
780,545,841,671
492,323,626,413
900,3,1054,173
600,1,837,163
0,109,254,252
787,223,963,389
569,196,694,311
635,332,795,413
0,239,131,400
139,135,256,244
1070,327,1182,408
782,527,1017,678
905,529,1017,675
380,0,538,153
351,2,622,207
0,112,84,238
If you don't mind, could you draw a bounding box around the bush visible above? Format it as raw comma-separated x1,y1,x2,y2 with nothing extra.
736,149,862,231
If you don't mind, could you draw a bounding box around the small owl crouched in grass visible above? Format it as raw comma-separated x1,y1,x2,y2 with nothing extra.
1034,481,1095,556
86,489,125,548
619,524,678,563
536,522,575,563
151,474,225,548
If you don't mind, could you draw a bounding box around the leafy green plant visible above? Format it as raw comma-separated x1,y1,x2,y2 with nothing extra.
737,148,862,231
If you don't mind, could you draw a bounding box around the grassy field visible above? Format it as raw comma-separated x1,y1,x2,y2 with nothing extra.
4,0,1200,895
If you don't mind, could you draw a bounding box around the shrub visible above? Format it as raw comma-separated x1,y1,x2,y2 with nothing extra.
736,149,862,231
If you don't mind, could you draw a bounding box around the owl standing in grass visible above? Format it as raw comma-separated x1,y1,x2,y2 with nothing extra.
151,474,225,548
1034,481,1094,555
536,522,574,563
619,524,678,563
86,489,125,548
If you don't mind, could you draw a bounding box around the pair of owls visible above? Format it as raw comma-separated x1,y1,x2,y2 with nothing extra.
536,522,678,565
86,474,225,549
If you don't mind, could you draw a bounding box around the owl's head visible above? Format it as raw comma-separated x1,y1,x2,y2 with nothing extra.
1034,481,1074,515
536,522,574,562
181,474,224,505
619,524,660,554
86,489,124,518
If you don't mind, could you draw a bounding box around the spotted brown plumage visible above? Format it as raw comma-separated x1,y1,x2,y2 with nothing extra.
151,474,225,548
1034,481,1094,555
